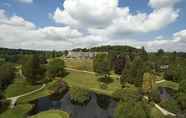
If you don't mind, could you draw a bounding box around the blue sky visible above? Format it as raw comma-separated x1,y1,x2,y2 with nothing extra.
0,0,186,51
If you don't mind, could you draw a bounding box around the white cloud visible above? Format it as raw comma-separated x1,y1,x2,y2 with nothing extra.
145,29,186,52
16,0,33,4
0,0,185,52
52,0,179,37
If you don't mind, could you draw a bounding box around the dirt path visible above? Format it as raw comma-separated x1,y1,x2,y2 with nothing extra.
6,84,46,109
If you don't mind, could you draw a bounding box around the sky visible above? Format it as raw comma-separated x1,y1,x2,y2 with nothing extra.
0,0,186,52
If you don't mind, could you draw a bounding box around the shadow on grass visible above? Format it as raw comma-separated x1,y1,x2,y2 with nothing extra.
97,76,114,84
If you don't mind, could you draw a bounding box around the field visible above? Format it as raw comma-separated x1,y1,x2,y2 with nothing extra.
30,110,69,118
4,79,41,98
0,104,32,118
17,80,58,104
156,80,179,90
64,70,121,96
64,57,93,71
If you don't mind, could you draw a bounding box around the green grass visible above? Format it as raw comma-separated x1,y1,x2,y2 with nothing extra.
64,58,93,71
17,80,58,104
150,106,165,118
64,70,121,96
30,110,69,118
4,79,41,98
0,104,32,118
156,80,179,90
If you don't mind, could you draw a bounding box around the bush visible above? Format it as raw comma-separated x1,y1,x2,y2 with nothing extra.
112,85,141,101
49,80,68,100
100,82,107,89
47,59,66,78
160,99,179,113
114,100,147,118
69,87,90,105
150,87,161,103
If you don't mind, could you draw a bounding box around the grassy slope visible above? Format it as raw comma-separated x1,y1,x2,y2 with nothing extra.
30,110,69,118
156,80,179,90
150,106,165,118
17,80,57,104
64,70,121,96
0,104,32,118
4,79,41,98
64,58,93,71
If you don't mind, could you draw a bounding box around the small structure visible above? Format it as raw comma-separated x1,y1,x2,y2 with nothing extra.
160,65,169,70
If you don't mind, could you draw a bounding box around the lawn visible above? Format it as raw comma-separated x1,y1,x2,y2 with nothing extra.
17,79,58,104
64,58,93,71
30,110,69,118
64,70,121,96
4,78,41,98
156,80,179,90
0,104,32,118
150,106,165,118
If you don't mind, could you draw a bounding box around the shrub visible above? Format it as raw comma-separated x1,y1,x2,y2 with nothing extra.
100,82,107,89
69,87,90,105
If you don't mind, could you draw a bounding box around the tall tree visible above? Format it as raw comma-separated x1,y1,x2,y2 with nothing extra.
93,54,110,81
22,54,46,84
120,56,131,87
0,63,15,90
129,56,145,87
47,59,65,78
112,55,126,74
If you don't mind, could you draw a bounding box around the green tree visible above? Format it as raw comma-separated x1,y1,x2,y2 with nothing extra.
141,46,148,61
129,57,144,87
177,79,186,110
69,87,90,104
0,63,15,90
120,56,131,87
112,85,141,101
114,100,147,118
47,59,65,78
93,54,110,82
22,55,46,84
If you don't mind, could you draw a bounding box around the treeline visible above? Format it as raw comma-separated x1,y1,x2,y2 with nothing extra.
0,47,63,63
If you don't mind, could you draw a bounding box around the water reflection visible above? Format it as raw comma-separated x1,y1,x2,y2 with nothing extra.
31,92,117,118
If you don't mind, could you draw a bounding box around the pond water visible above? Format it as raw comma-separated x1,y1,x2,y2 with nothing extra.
30,92,117,118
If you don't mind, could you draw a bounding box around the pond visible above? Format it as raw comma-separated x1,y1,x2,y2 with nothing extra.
29,92,117,118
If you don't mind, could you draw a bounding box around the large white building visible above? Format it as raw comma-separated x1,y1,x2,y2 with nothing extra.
67,51,108,58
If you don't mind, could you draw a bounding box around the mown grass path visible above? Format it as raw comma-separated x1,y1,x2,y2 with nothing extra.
6,84,46,109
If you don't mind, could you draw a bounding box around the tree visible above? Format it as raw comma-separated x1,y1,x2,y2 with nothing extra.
47,59,65,78
0,63,15,90
129,57,145,87
120,56,131,87
22,54,46,84
112,85,141,101
93,54,110,82
69,87,90,104
114,100,147,118
112,55,126,74
177,79,186,110
157,49,164,57
141,46,148,61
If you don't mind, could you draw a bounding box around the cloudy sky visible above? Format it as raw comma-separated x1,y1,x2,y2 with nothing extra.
0,0,186,51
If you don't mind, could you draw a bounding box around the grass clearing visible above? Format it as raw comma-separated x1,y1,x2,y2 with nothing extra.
30,110,69,118
150,106,165,118
64,58,93,71
156,80,179,90
0,104,32,118
4,79,41,98
64,70,121,96
17,80,58,104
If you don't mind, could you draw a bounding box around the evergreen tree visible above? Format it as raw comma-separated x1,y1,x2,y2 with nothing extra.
22,54,46,84
120,56,131,87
